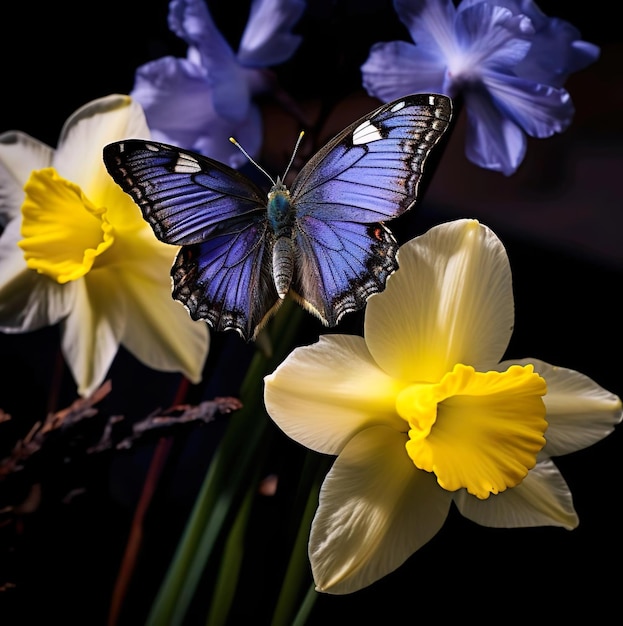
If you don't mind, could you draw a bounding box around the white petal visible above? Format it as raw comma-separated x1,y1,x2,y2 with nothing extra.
501,358,622,456
0,218,75,331
310,426,452,594
54,94,150,200
0,131,53,221
61,274,126,397
264,335,406,455
365,219,514,383
454,458,578,530
116,246,209,385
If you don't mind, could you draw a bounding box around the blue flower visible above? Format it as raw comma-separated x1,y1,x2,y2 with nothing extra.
131,0,305,168
361,0,599,175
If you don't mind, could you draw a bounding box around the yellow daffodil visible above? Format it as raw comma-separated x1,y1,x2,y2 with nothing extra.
0,95,209,396
264,219,622,595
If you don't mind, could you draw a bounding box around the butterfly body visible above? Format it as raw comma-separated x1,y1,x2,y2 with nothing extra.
265,180,297,298
104,93,452,341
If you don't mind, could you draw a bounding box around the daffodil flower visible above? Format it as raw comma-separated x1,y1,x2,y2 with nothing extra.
0,94,209,396
264,219,622,594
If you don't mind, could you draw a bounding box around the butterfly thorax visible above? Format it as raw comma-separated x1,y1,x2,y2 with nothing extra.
267,178,295,235
267,178,295,299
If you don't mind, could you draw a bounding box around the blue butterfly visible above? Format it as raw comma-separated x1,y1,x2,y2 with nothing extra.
103,93,452,341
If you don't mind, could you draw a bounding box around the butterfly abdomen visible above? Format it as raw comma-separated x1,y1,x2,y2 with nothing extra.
272,236,295,299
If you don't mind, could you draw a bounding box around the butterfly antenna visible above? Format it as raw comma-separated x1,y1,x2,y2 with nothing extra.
229,137,275,186
282,131,305,181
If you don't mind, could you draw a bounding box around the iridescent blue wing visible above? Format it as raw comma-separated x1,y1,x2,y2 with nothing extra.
103,140,268,243
289,93,452,325
171,225,280,340
290,218,397,326
103,140,277,339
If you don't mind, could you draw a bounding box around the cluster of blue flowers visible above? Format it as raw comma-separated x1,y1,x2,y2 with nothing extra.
128,0,597,175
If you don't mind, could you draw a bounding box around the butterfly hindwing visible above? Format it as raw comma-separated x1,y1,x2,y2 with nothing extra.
289,93,452,324
171,219,280,339
292,218,398,326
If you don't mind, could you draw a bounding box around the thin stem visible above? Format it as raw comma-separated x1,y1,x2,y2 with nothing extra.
107,436,174,626
270,452,329,626
146,300,304,626
291,583,318,626
107,376,190,626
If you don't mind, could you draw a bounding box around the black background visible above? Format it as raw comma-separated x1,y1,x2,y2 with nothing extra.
1,1,622,624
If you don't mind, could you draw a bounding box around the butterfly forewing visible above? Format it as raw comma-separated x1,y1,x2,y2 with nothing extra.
104,139,276,339
103,140,268,245
290,94,452,221
288,93,452,326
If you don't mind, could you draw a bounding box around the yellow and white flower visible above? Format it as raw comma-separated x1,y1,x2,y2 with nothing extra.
264,219,621,594
0,94,209,396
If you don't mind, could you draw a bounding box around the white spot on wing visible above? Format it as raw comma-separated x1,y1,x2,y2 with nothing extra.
174,153,202,174
352,120,382,145
390,100,406,112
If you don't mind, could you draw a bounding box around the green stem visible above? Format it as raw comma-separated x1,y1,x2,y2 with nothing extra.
205,481,257,626
270,452,329,626
146,300,304,626
291,583,319,626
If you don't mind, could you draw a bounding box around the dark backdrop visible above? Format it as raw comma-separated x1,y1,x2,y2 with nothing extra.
1,2,622,624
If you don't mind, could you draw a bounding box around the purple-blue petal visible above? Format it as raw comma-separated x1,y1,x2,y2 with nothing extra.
168,0,252,121
130,57,237,156
169,0,233,60
193,104,264,169
393,0,456,53
459,0,599,86
455,3,533,69
484,71,575,137
237,0,305,67
361,41,447,101
517,18,600,87
463,90,527,175
131,56,214,135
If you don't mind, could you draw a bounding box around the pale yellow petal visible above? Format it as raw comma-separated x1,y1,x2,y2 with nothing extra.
0,131,53,219
264,335,406,455
500,358,623,456
365,219,514,382
115,241,209,384
54,94,150,228
310,426,452,594
0,217,76,331
61,273,126,396
454,459,578,530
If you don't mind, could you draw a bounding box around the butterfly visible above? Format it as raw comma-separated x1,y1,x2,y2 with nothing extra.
103,93,452,341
